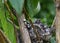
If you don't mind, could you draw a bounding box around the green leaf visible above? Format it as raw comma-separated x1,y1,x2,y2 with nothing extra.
0,1,16,43
9,0,24,16
25,0,40,17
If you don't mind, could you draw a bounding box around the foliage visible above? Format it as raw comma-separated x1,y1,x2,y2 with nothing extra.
25,0,40,17
0,0,55,43
0,0,16,43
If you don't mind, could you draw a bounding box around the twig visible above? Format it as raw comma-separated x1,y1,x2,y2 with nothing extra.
0,29,11,43
51,16,56,27
4,0,14,20
7,18,19,29
4,0,18,43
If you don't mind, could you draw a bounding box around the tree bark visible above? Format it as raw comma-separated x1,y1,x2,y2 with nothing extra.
56,0,60,43
17,14,31,43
